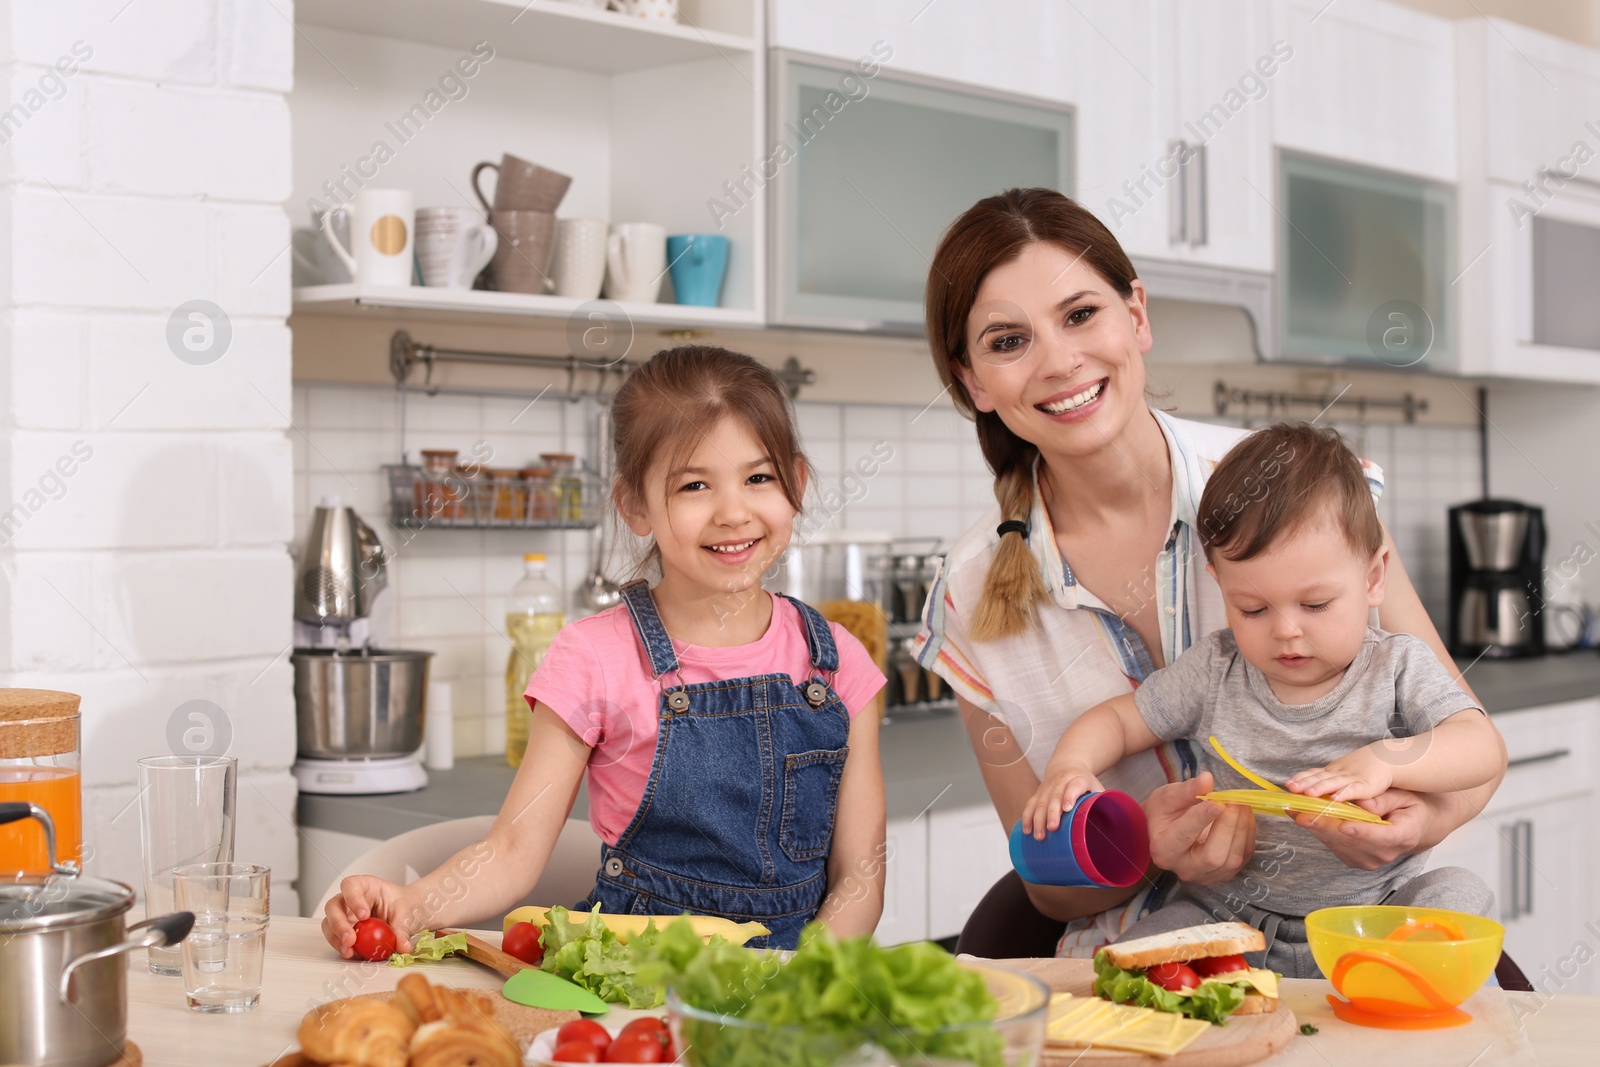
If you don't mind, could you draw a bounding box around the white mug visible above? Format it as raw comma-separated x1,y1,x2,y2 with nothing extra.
604,222,666,304
322,189,415,287
551,218,609,300
416,206,498,289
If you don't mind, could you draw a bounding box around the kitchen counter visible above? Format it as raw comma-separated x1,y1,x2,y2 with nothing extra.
301,651,1600,843
124,915,1597,1066
1454,649,1600,714
298,707,986,841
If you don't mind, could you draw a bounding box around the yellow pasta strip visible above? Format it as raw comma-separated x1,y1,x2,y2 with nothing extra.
1199,788,1390,825
1208,734,1284,792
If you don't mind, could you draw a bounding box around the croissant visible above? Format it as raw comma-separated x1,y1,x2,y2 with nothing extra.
409,1019,520,1067
394,972,445,1026
297,997,415,1067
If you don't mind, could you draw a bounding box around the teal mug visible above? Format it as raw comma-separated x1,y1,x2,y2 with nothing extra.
667,234,729,307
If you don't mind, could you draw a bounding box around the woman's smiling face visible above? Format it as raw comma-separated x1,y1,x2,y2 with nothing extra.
954,241,1153,457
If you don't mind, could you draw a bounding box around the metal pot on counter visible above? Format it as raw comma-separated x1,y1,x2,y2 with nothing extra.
0,802,194,1067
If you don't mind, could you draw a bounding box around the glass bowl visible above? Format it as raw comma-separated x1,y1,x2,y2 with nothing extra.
665,958,1048,1066
1306,905,1504,1030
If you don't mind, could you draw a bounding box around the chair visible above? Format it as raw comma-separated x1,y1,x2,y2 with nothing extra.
954,870,1536,992
315,815,603,928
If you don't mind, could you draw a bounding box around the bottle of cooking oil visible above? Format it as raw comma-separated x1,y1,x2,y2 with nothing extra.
505,552,565,767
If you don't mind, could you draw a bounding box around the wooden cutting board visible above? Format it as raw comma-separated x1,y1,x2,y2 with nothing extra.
994,958,1299,1067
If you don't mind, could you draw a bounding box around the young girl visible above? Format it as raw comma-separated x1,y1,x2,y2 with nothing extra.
322,346,887,953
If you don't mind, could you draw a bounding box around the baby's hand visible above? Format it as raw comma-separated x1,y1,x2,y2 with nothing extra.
1286,747,1392,804
1022,768,1105,840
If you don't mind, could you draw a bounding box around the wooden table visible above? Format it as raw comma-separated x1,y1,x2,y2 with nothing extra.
126,916,1599,1066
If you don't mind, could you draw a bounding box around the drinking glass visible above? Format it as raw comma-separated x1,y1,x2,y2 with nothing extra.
137,755,236,975
173,862,270,1013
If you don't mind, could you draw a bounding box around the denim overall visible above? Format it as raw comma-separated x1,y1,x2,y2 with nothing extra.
580,581,851,950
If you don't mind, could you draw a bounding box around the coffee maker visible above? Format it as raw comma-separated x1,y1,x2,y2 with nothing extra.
1448,499,1546,659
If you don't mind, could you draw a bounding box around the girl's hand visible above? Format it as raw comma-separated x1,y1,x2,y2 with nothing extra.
1022,768,1104,840
1144,773,1257,886
321,876,421,957
1287,748,1393,803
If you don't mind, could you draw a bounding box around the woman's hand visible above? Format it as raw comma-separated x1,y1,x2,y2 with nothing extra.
1290,787,1428,871
1145,773,1257,885
321,876,422,958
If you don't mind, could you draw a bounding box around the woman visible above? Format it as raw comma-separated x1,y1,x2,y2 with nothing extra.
913,188,1503,954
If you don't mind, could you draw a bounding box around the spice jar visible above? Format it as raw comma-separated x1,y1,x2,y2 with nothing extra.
521,468,554,523
0,689,83,877
419,449,458,520
541,453,583,523
449,464,479,522
488,469,525,522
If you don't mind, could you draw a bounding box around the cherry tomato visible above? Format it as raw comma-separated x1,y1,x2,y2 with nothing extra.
1192,954,1249,977
351,917,397,962
603,1033,664,1063
503,921,545,966
617,1017,671,1057
555,1019,612,1053
1146,962,1200,992
551,1040,602,1063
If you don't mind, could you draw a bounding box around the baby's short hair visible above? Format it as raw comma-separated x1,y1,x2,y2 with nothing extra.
1197,422,1383,564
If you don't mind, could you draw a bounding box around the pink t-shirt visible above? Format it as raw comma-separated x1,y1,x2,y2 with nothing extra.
524,593,886,846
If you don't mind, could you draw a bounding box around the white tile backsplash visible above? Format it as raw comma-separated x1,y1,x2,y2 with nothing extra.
297,384,1481,756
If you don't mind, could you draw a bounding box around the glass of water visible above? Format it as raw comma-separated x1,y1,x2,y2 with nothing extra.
172,862,269,1013
137,755,236,975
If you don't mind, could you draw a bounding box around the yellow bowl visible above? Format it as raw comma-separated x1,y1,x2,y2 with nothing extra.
1305,905,1504,1029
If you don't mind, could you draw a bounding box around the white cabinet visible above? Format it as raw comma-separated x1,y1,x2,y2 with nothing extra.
1143,0,1277,272
1426,699,1600,994
876,814,930,946
1461,19,1600,188
1271,0,1456,182
926,804,1015,942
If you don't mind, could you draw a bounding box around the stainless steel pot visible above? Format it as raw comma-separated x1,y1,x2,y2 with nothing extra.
0,802,193,1067
293,647,433,759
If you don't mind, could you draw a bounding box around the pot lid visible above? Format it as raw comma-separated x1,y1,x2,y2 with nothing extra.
0,876,134,932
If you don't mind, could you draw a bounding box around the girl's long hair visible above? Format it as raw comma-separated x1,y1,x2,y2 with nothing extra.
925,188,1139,640
609,345,809,577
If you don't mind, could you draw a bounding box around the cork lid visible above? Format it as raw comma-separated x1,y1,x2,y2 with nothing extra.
0,689,80,758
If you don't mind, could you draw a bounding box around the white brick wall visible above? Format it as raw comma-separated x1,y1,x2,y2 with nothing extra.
0,2,300,912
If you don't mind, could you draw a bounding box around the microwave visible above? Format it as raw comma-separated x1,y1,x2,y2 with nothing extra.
768,51,1075,334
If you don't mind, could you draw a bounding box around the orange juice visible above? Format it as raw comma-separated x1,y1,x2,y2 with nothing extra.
0,766,82,875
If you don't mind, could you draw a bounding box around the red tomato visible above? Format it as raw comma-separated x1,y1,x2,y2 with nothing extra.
1146,962,1200,992
503,921,545,967
351,917,397,962
551,1040,602,1063
603,1033,664,1063
555,1019,612,1053
617,1017,671,1058
1192,954,1249,977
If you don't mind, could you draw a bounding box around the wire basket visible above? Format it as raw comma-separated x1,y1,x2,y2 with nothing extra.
384,463,603,530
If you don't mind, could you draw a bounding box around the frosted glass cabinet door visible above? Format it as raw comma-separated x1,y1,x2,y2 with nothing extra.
771,54,1074,332
1278,154,1455,368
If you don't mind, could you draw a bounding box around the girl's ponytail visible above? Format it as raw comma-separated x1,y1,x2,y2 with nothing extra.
967,415,1047,641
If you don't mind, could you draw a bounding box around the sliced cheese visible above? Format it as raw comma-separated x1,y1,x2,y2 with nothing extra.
1047,994,1210,1057
1205,967,1279,998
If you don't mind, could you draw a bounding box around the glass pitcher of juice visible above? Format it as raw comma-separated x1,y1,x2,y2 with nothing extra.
0,689,83,877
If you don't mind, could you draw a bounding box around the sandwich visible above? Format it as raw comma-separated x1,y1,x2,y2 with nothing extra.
1092,922,1280,1024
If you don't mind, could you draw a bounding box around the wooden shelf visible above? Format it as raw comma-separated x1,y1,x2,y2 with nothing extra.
296,0,753,73
293,284,763,330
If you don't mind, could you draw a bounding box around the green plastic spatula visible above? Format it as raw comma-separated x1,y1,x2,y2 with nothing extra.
501,967,609,1013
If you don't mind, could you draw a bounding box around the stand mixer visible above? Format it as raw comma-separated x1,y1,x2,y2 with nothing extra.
292,497,433,795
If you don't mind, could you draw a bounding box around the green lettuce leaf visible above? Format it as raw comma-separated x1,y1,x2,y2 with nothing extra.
536,905,666,1009
638,922,1004,1067
387,929,468,967
1092,952,1248,1025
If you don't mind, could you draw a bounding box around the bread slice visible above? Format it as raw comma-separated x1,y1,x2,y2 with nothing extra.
1232,993,1275,1015
1100,921,1266,970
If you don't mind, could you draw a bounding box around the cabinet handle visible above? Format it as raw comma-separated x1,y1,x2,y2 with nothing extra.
1167,140,1187,246
1521,819,1534,917
1185,143,1207,248
1506,748,1570,770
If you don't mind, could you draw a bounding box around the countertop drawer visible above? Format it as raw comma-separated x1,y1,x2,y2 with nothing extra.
1485,698,1600,813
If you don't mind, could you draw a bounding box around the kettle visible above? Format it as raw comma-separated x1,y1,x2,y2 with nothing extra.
294,497,387,627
